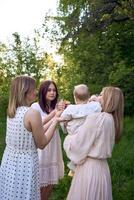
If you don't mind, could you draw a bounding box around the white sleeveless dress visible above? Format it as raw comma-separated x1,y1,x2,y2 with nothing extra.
0,106,40,200
31,102,64,187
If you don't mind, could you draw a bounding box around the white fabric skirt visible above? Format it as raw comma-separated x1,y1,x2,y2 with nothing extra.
38,130,64,187
67,157,112,200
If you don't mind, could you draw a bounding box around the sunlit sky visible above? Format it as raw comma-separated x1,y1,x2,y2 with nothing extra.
0,0,58,43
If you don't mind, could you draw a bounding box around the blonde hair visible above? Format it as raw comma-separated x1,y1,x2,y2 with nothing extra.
7,75,35,118
102,86,124,143
73,84,89,102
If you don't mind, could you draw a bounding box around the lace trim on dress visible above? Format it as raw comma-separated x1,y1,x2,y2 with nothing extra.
40,177,63,187
39,165,64,187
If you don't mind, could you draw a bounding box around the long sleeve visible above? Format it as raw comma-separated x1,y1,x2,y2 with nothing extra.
61,105,73,120
64,114,99,164
64,112,115,164
60,105,73,134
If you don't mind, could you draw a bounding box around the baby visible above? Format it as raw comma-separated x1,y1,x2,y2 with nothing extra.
61,84,101,176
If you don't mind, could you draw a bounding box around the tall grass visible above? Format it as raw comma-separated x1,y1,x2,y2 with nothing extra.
109,117,134,200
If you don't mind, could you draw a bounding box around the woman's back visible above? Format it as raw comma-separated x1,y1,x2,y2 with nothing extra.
0,106,40,200
6,106,36,151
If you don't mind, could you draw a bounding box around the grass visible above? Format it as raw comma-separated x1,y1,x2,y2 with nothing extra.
109,117,134,200
0,117,134,199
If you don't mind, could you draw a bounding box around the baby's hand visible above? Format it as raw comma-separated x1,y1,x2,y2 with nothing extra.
55,110,64,117
56,100,66,111
56,117,68,122
64,100,71,107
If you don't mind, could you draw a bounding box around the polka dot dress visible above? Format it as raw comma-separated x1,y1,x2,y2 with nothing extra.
0,107,40,200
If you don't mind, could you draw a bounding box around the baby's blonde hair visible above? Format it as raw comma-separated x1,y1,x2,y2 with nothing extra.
73,84,89,102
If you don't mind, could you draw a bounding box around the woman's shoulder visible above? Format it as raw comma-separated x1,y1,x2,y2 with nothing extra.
86,112,101,119
103,112,114,126
85,113,114,133
86,112,113,123
31,102,42,112
26,107,40,116
31,102,39,109
102,112,113,120
31,102,47,116
93,112,114,127
24,107,42,125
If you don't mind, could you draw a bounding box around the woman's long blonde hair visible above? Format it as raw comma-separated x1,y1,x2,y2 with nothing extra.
102,86,124,143
7,75,35,118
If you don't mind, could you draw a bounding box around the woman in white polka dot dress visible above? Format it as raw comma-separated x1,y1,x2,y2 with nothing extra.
0,76,61,200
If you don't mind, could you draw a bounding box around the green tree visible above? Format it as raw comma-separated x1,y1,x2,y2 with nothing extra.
41,0,134,114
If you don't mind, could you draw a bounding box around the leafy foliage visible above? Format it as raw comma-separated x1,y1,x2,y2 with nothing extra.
0,32,64,115
41,0,134,115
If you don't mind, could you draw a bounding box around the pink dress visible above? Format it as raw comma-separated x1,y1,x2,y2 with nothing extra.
31,102,64,187
64,112,115,200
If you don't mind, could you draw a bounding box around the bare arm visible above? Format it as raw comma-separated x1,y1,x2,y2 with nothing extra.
42,109,56,124
24,108,58,149
42,101,66,125
42,100,66,130
43,110,64,132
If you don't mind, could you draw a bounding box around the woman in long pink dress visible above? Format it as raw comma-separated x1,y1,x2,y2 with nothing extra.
31,80,64,200
63,86,124,200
